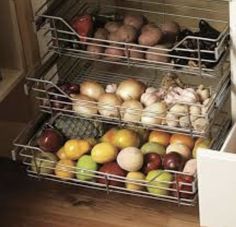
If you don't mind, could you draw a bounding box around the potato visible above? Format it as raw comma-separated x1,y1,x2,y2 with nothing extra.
105,45,125,60
138,28,163,46
145,45,170,63
94,28,109,40
141,23,158,33
108,32,123,42
87,42,104,59
105,21,122,33
125,46,145,60
160,21,180,43
117,25,138,43
124,14,145,30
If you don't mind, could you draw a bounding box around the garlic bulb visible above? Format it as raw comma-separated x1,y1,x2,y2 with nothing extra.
190,106,201,116
121,100,143,122
203,98,210,106
166,113,179,127
197,85,210,102
141,92,159,107
146,87,158,94
98,93,122,118
179,116,191,128
192,118,208,132
170,104,188,116
106,84,117,93
141,102,167,125
181,88,199,103
71,94,97,116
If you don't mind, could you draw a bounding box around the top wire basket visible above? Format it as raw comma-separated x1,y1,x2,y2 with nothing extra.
34,0,230,78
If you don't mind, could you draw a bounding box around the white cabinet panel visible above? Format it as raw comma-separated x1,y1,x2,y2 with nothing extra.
198,149,236,227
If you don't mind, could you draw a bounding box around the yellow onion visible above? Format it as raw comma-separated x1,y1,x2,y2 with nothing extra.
98,93,122,118
71,94,97,116
80,81,105,101
120,100,143,122
116,79,146,101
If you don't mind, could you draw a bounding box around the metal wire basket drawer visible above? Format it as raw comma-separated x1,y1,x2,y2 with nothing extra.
34,0,229,78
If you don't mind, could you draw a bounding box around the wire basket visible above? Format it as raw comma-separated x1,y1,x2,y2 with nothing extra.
12,112,231,206
26,55,230,137
34,0,230,78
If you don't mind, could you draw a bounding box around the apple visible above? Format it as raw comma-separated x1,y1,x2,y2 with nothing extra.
31,151,58,174
97,162,126,187
172,174,195,199
170,134,195,150
126,172,145,191
146,170,173,196
163,152,185,171
141,142,166,156
37,128,64,153
100,128,118,145
142,153,162,174
148,131,171,147
166,143,191,160
76,155,98,181
192,138,211,158
114,129,140,149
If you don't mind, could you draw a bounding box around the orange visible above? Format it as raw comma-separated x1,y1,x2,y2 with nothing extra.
55,159,75,180
149,131,171,147
170,134,195,150
64,139,91,160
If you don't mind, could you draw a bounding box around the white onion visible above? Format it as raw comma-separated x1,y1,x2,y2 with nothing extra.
141,102,167,125
116,79,146,101
141,92,160,107
120,100,143,122
80,81,105,101
98,93,122,117
71,94,97,116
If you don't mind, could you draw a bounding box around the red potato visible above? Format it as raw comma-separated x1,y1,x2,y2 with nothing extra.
141,23,158,33
105,45,125,60
161,21,180,43
105,21,122,33
94,28,109,40
138,27,163,46
87,42,104,59
124,14,145,30
145,45,170,63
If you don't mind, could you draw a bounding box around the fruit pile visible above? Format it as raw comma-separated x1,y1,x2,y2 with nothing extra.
71,13,222,68
47,73,212,133
33,124,211,199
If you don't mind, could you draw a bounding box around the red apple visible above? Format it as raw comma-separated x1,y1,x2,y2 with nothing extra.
172,174,195,199
37,128,64,153
97,162,126,187
163,152,185,171
59,83,80,95
142,153,162,174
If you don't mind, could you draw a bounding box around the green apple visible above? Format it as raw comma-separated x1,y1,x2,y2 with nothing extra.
141,142,166,156
192,138,211,158
31,151,58,174
146,170,173,196
76,155,98,181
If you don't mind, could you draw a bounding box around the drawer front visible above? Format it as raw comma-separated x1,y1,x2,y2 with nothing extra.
198,124,236,227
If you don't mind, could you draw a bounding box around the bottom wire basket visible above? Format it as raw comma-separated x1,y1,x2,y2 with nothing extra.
13,112,230,206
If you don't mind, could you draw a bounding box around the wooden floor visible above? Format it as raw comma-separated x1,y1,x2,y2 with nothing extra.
0,158,199,227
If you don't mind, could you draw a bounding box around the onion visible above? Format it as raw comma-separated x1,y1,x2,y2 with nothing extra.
141,102,167,125
80,81,105,101
116,79,146,101
71,94,97,116
120,100,143,122
98,93,122,118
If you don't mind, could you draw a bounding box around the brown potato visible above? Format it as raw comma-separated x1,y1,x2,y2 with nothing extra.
138,27,163,46
105,21,122,33
94,28,109,40
124,14,145,30
105,45,125,60
117,25,138,43
125,46,145,60
141,23,158,33
87,42,104,59
145,45,170,63
160,21,180,43
108,32,123,42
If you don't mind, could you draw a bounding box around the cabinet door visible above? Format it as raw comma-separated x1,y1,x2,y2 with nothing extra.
198,124,236,227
